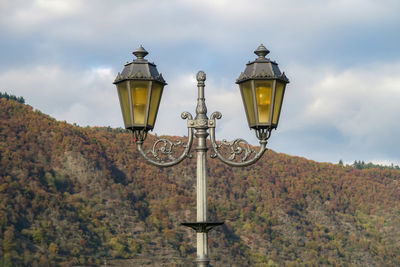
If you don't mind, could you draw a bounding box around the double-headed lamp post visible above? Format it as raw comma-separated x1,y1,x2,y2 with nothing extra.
113,44,289,266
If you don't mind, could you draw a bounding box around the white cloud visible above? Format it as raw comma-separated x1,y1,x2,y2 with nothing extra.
276,61,400,164
0,0,82,32
300,62,400,139
0,65,121,127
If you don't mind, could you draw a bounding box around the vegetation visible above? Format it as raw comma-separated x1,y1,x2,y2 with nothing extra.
0,98,399,266
0,92,25,104
351,160,400,170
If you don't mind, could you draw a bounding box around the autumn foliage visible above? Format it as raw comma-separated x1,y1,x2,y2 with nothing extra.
0,98,399,266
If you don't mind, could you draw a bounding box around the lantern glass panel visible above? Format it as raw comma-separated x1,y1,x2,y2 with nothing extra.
272,81,285,125
130,81,150,125
117,81,131,128
255,80,273,124
148,82,163,127
239,81,256,126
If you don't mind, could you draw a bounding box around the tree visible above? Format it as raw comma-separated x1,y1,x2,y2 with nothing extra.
0,92,25,104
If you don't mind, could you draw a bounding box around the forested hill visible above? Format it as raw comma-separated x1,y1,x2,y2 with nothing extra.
1,98,400,266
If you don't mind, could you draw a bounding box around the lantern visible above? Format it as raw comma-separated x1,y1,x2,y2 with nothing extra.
236,44,289,130
113,45,166,131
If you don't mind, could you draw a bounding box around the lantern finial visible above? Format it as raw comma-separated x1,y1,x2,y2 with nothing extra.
254,44,270,59
133,45,149,60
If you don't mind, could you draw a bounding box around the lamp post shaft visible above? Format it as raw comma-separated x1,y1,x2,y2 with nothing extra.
196,138,208,223
195,141,209,266
194,71,210,266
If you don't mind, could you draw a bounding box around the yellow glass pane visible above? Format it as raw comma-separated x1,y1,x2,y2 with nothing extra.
255,80,273,124
148,82,163,127
273,82,285,125
117,81,132,128
130,81,150,125
239,81,256,126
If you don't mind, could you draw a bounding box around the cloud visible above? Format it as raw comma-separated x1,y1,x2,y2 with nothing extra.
299,63,400,142
0,65,121,127
0,0,82,33
274,61,400,164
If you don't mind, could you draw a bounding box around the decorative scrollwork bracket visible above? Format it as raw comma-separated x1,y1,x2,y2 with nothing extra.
209,112,269,167
136,111,194,167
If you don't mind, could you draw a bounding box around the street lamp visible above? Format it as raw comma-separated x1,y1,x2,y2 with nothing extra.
113,44,289,267
237,44,289,135
114,45,166,136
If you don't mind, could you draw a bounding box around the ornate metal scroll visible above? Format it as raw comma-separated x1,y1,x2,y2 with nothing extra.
212,138,254,162
209,112,268,167
136,112,194,167
148,138,186,161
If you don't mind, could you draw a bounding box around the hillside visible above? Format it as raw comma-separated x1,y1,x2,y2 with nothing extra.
0,98,400,266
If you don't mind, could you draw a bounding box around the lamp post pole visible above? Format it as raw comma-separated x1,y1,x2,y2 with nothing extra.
113,45,289,266
194,71,210,266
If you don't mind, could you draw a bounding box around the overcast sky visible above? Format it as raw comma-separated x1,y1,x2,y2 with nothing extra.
1,0,400,165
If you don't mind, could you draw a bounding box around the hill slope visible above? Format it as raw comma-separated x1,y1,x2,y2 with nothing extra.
0,98,399,266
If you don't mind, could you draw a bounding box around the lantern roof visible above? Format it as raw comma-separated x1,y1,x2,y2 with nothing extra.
114,45,167,85
236,44,289,84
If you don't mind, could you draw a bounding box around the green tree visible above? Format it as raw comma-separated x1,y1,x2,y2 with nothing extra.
0,92,25,104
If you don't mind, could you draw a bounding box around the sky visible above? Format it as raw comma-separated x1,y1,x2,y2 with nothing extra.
1,0,400,165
